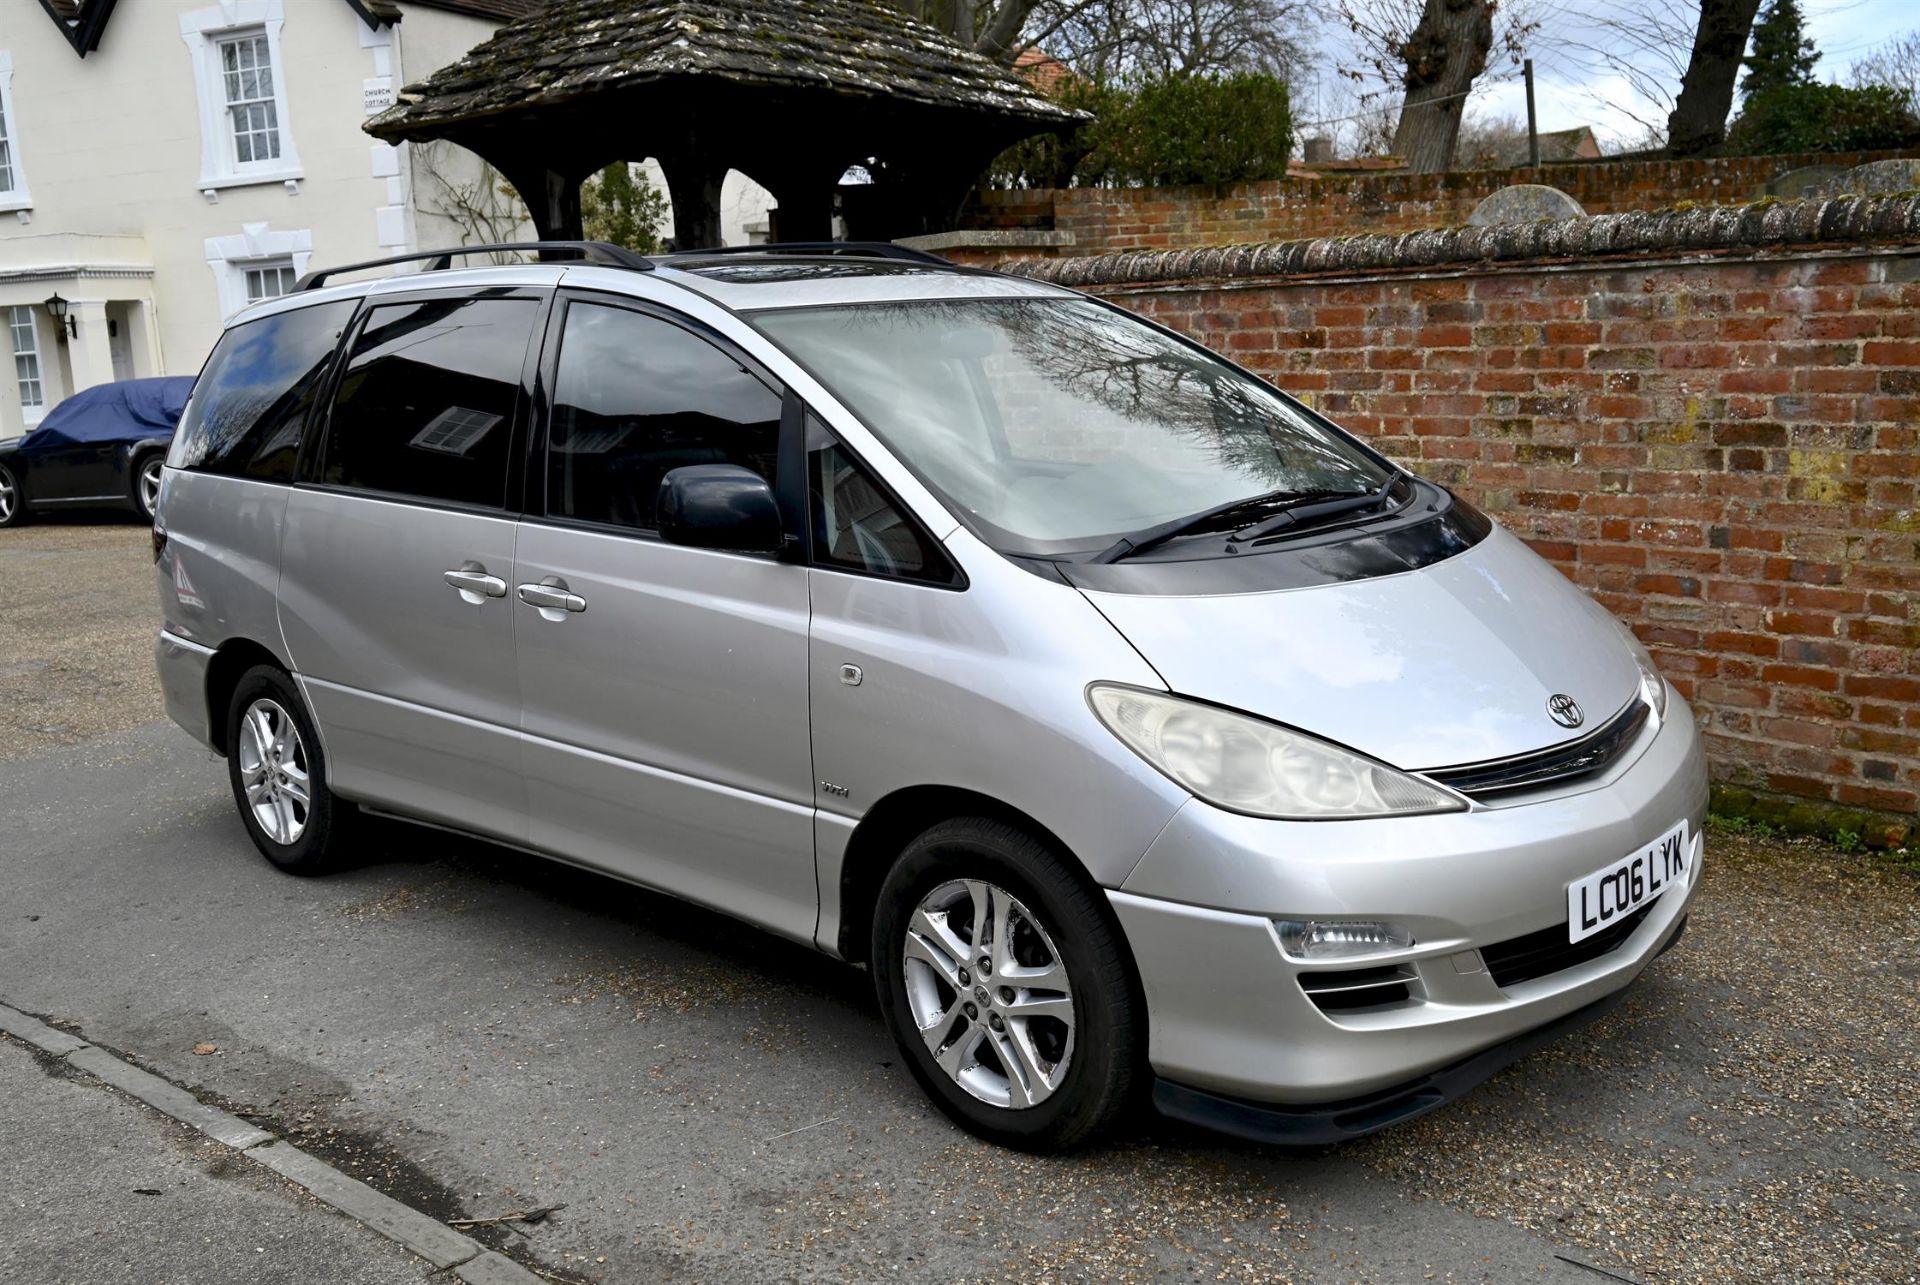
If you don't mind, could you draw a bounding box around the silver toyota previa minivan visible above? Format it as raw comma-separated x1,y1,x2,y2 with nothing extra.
154,242,1706,1151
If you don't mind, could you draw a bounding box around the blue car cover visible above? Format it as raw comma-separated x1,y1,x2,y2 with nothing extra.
23,376,195,448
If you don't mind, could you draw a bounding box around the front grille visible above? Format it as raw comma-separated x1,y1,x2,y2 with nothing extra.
1299,963,1418,1012
1481,903,1654,989
1422,697,1651,800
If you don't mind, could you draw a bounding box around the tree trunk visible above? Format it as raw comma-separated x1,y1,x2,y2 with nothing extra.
1665,0,1766,156
889,0,1035,62
1390,0,1496,174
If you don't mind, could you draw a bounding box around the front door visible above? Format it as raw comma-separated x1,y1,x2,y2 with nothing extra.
278,287,548,844
27,429,120,501
514,294,816,942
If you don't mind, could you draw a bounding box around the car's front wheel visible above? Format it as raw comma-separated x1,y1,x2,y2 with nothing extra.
0,462,25,528
872,817,1140,1151
133,453,164,522
224,664,351,875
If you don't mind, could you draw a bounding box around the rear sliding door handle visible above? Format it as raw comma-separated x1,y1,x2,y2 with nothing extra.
444,563,507,604
517,577,587,619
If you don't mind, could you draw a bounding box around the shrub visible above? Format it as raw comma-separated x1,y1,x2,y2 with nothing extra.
581,162,669,253
1726,81,1920,155
985,72,1293,189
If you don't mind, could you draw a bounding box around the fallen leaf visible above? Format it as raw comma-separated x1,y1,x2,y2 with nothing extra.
191,1043,218,1055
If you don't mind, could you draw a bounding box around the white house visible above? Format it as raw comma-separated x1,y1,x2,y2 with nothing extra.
0,0,528,439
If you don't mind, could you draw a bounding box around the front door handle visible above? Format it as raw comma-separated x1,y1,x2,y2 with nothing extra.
444,563,507,604
517,576,587,619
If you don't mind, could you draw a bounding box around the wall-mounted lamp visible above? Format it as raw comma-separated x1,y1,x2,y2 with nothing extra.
43,293,78,341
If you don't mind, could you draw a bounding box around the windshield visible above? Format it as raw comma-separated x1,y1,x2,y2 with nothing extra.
751,297,1393,557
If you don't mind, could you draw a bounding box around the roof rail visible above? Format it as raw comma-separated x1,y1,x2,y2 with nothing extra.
664,241,952,267
296,241,655,291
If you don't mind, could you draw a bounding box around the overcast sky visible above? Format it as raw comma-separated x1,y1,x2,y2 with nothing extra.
1302,0,1913,148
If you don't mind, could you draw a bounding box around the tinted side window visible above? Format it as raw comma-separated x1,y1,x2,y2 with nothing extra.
547,302,782,531
321,296,536,508
808,415,953,584
168,300,356,480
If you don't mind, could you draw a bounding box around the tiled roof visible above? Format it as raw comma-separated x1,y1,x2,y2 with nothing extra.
402,0,546,19
1013,48,1074,97
366,0,1083,139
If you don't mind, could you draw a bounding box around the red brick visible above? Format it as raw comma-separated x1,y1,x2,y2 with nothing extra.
1760,664,1842,691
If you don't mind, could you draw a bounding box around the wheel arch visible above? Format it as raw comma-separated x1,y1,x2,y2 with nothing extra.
833,785,1101,966
203,638,292,757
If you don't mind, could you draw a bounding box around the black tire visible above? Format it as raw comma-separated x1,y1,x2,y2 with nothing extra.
131,452,164,522
872,817,1140,1152
223,664,350,875
0,461,27,528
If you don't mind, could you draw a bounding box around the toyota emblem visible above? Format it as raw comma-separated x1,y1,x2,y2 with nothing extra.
1547,693,1584,729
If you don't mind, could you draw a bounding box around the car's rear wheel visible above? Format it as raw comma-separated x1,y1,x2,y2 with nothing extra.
224,664,350,875
872,817,1140,1151
0,462,25,528
133,454,164,522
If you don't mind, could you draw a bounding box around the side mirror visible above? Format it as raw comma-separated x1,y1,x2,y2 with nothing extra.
656,464,784,553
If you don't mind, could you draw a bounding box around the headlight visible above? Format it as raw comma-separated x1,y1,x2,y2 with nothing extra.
1087,685,1467,820
1624,633,1669,722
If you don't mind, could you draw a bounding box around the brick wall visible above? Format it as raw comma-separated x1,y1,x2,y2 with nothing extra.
1009,197,1920,841
967,148,1916,256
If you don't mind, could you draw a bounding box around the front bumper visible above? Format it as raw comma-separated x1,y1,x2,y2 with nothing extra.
1110,698,1708,1112
1153,919,1686,1145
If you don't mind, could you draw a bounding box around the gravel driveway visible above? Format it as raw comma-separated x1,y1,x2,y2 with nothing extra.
2,522,1914,1283
0,518,163,760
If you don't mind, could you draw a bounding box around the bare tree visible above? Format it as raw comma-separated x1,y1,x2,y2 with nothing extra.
1394,0,1495,170
1292,73,1402,155
1529,0,1698,141
1039,0,1316,80
1665,0,1765,154
1454,110,1526,167
890,0,1096,62
1337,0,1536,172
1852,29,1920,114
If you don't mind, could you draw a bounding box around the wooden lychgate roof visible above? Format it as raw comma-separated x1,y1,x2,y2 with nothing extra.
365,0,1083,142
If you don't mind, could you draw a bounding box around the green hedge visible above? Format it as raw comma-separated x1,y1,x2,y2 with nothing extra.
987,72,1294,189
1727,82,1920,156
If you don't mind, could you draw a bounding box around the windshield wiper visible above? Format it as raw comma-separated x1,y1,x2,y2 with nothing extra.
1225,475,1405,546
1089,488,1365,564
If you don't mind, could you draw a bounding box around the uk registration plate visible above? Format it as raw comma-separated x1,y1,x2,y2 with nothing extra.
1566,820,1689,944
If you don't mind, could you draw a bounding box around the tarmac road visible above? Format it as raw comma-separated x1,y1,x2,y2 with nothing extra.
1,522,1914,1284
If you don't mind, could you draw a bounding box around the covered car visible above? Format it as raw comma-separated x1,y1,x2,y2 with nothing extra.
0,376,194,526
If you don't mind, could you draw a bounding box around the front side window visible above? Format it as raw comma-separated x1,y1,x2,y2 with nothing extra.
219,33,280,165
807,414,950,583
754,298,1393,559
9,306,43,418
244,261,297,304
321,296,536,509
169,299,355,481
546,301,782,531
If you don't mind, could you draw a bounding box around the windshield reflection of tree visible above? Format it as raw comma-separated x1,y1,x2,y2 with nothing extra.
858,300,1380,495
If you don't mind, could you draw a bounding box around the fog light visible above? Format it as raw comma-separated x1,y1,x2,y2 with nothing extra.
1276,919,1415,961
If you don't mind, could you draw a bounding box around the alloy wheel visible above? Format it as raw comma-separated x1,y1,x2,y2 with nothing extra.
0,466,15,523
237,697,311,846
139,457,164,518
902,878,1076,1109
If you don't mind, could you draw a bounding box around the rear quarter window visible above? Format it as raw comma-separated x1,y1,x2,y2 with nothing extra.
168,300,357,481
